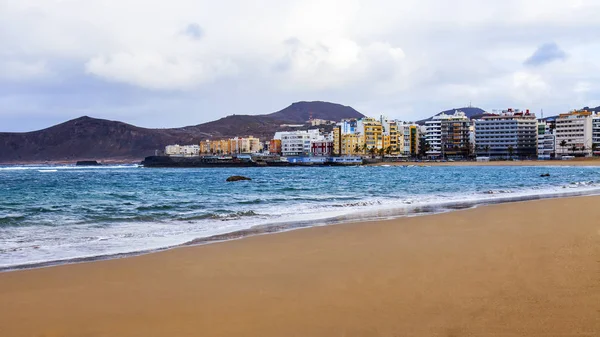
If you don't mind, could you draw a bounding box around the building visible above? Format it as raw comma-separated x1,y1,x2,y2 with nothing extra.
200,139,231,155
274,130,321,156
309,119,334,126
537,121,555,160
440,111,471,158
311,140,333,156
381,119,399,155
592,114,600,156
425,111,471,159
554,110,594,157
230,136,262,154
164,144,200,157
425,118,442,158
333,131,364,156
396,122,420,157
356,117,384,152
474,109,537,159
269,139,282,155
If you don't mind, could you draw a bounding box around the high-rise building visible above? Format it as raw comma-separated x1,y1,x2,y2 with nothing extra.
396,122,420,157
554,110,594,157
356,117,383,152
592,114,600,156
537,121,555,160
474,109,537,158
426,111,471,158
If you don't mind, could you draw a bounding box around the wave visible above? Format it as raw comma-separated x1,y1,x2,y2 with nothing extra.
178,210,258,222
0,214,26,226
3,185,600,272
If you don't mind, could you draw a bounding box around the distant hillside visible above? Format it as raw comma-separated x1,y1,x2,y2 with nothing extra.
0,101,364,163
582,106,600,112
264,101,364,123
0,117,202,163
416,107,486,124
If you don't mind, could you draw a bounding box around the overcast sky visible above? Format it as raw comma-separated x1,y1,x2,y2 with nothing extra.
1,0,600,132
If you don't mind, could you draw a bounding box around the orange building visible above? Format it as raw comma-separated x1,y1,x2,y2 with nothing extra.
269,139,282,155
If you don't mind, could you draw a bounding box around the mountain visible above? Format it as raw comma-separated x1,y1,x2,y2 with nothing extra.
0,101,364,163
582,106,600,113
416,107,486,124
0,117,202,163
264,101,364,123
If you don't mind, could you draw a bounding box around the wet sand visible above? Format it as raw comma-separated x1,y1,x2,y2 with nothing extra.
1,196,599,336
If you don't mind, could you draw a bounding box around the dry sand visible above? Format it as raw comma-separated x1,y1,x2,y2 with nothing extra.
1,197,599,337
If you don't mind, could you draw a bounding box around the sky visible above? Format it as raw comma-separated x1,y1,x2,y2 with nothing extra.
1,0,600,132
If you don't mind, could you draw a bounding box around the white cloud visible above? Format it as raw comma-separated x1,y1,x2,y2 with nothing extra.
85,52,237,90
1,0,600,130
274,37,405,90
0,59,50,81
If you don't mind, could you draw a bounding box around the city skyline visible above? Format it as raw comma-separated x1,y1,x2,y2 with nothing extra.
2,0,600,132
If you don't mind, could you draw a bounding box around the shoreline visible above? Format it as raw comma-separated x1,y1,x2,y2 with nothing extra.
2,185,600,272
1,196,599,336
370,157,600,166
3,157,600,167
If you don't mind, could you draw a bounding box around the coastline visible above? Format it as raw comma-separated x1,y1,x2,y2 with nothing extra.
3,184,600,272
3,157,600,167
1,196,600,336
370,157,600,167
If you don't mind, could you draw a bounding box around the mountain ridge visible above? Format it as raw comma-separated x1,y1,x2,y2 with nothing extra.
0,101,364,163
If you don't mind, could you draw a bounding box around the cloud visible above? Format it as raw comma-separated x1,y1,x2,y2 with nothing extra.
183,23,203,40
2,0,600,131
85,52,238,90
0,60,51,81
274,37,405,90
524,42,567,67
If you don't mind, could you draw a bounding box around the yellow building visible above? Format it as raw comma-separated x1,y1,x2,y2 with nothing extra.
333,126,341,155
230,136,261,153
199,139,232,155
382,121,400,155
359,117,383,151
340,134,364,156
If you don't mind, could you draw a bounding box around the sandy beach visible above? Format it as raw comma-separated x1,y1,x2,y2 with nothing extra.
1,196,599,336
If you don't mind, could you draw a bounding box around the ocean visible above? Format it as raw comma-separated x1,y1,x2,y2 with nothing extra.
1,164,599,270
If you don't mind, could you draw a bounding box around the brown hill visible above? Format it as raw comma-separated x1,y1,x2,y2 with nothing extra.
264,101,363,123
0,101,364,163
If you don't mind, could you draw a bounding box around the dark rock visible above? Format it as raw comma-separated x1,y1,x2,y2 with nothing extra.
540,173,550,177
76,160,102,166
226,175,252,182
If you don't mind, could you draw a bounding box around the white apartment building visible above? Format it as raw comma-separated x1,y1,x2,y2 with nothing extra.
537,121,555,160
274,129,321,156
593,114,600,155
425,118,442,158
425,111,471,158
397,123,412,157
164,144,200,157
474,109,537,158
554,111,594,157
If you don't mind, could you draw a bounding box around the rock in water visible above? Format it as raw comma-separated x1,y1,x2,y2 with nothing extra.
540,173,550,177
226,175,252,182
76,160,101,166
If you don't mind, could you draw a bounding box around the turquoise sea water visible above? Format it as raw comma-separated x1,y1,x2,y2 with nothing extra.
1,164,599,269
